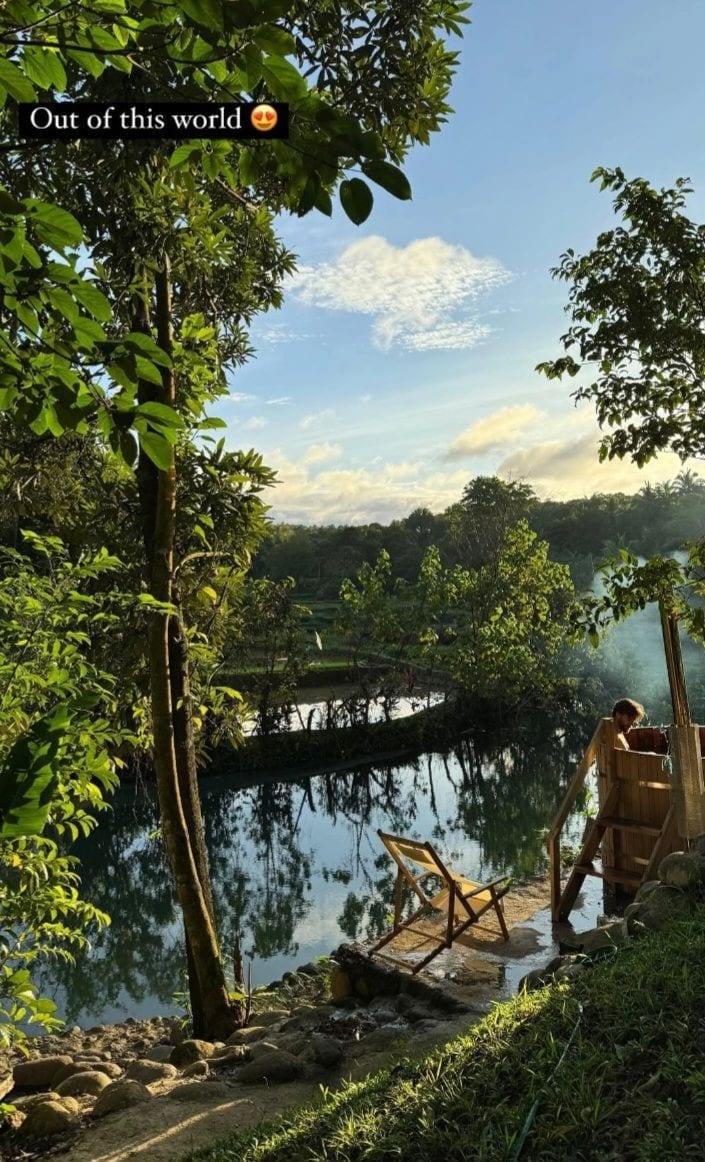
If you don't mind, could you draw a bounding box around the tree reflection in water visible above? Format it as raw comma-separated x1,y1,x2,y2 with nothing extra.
37,718,590,1025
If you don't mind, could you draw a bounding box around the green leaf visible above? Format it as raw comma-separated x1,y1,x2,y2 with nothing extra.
134,356,164,386
25,201,83,249
0,186,23,215
118,430,138,467
260,53,307,99
72,279,112,322
0,58,36,102
339,178,373,225
0,709,70,839
136,401,184,428
178,0,224,32
139,430,173,471
21,47,66,92
169,142,201,170
361,160,412,201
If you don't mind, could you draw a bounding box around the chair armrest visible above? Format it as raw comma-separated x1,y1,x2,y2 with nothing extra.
457,876,512,900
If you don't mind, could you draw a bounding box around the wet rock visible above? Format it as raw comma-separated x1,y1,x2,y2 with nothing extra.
311,1034,344,1068
182,1060,210,1078
562,920,628,954
368,1008,397,1025
518,969,550,993
554,963,585,983
13,1055,73,1089
237,1049,304,1085
169,1039,216,1067
225,1025,267,1046
248,1041,280,1059
55,1069,111,1098
658,851,705,888
18,1099,78,1138
623,902,643,920
297,962,323,977
92,1079,151,1118
329,967,351,1002
169,1080,231,1102
404,1007,433,1024
126,1059,178,1084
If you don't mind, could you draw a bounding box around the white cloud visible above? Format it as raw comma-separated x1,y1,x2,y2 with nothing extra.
244,416,268,430
359,393,372,404
498,431,699,499
266,396,292,406
446,405,546,459
258,324,312,344
230,392,256,403
301,442,343,466
291,235,511,352
298,408,335,430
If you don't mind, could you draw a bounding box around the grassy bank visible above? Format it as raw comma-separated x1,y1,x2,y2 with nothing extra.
190,913,705,1162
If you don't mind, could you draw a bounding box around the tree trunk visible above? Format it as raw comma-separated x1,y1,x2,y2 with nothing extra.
134,259,237,1040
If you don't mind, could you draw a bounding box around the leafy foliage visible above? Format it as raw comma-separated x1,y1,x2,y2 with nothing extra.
0,536,130,1051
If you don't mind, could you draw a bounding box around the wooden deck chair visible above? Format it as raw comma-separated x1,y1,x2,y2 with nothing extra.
368,830,512,974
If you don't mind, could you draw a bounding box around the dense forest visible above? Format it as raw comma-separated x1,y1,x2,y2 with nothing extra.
252,471,705,598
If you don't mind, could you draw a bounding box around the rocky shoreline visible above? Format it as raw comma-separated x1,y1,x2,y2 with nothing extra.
0,949,479,1160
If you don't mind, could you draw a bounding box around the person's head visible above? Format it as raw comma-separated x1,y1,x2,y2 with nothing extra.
612,697,645,733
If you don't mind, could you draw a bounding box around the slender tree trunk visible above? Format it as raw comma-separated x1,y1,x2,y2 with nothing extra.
134,259,236,1039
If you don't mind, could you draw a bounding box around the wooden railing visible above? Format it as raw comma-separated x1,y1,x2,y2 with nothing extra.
547,719,609,921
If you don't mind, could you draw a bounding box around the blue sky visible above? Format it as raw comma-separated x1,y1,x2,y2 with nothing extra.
224,0,705,524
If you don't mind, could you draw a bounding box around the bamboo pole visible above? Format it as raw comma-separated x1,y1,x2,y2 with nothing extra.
658,599,705,838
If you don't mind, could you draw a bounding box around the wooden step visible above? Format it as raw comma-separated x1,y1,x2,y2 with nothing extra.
574,863,643,886
599,815,664,837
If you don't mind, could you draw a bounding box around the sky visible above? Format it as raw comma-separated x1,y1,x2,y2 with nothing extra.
223,0,705,525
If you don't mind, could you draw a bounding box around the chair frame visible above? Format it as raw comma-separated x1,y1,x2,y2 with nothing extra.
368,830,511,974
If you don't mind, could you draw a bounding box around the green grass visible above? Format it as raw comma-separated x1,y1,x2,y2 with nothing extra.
188,912,705,1162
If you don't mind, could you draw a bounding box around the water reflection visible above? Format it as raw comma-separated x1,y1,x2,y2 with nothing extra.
37,719,592,1026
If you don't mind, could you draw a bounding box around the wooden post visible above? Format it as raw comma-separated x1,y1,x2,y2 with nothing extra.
659,599,705,838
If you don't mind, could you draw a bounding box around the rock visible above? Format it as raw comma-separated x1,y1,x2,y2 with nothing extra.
182,1060,210,1078
52,1060,122,1087
411,1020,442,1035
635,879,661,903
169,1080,231,1102
658,851,705,888
272,1033,309,1057
237,1049,304,1085
209,1049,248,1069
517,969,549,993
297,962,322,976
13,1055,73,1089
329,967,351,1002
92,1079,151,1118
248,1041,281,1059
225,1026,267,1046
354,1027,408,1053
623,902,643,920
313,1036,346,1069
369,1008,397,1025
13,1092,62,1111
691,835,705,859
55,1069,111,1097
404,1007,433,1024
554,963,585,982
18,1099,78,1138
394,994,416,1015
251,1009,289,1027
145,1044,173,1063
639,884,698,931
169,1039,216,1067
126,1059,178,1084
1,1109,25,1133
562,920,629,955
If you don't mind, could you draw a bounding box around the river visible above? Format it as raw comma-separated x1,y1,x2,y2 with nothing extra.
36,721,596,1027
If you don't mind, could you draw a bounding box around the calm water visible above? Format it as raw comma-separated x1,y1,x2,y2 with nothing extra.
36,723,597,1027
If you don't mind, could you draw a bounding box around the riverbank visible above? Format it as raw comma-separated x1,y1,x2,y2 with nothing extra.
193,909,705,1162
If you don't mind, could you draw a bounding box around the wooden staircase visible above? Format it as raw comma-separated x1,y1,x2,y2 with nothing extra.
556,779,677,921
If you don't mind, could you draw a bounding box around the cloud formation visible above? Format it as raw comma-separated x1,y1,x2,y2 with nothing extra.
302,442,343,466
244,416,268,430
266,396,292,406
298,408,335,430
446,404,545,459
291,235,511,352
498,432,697,498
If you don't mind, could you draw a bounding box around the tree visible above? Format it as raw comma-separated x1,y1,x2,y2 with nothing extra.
537,167,705,466
0,0,468,1036
446,476,537,570
0,536,128,1051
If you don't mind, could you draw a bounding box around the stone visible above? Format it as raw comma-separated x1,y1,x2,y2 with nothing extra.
554,963,585,982
639,884,698,931
169,1039,216,1067
13,1055,73,1089
692,835,705,859
297,962,322,976
126,1059,178,1084
183,1060,210,1078
313,1031,343,1064
623,902,643,920
634,879,661,903
354,1027,408,1053
225,1026,267,1046
517,969,549,993
658,851,705,889
369,1008,397,1026
562,920,629,955
404,1007,433,1024
52,1060,122,1087
145,1044,173,1063
169,1080,231,1102
18,1099,78,1138
329,967,351,1002
248,1041,280,1060
209,1049,248,1069
237,1049,304,1085
251,1009,289,1027
55,1069,111,1098
92,1079,151,1118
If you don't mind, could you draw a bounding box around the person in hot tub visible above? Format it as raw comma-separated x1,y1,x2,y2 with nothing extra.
611,697,645,750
